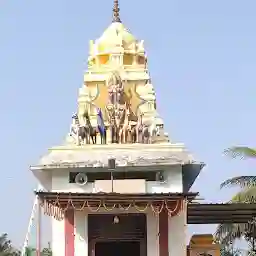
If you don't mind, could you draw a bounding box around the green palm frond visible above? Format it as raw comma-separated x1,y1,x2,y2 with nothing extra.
215,223,245,244
0,234,13,254
230,186,256,203
224,147,256,159
220,247,242,256
0,233,19,255
220,176,256,189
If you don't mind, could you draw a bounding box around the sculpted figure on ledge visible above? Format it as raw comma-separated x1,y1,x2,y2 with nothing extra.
69,70,161,145
69,113,89,145
107,71,124,105
69,109,107,145
106,71,125,143
96,108,107,145
104,71,161,145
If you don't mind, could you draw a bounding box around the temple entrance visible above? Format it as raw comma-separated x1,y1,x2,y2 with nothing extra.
88,214,147,256
95,241,141,256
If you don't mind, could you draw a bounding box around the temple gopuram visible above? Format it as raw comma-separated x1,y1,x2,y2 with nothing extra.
27,1,256,256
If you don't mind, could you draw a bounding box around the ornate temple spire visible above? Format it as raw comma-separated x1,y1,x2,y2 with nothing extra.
112,0,121,23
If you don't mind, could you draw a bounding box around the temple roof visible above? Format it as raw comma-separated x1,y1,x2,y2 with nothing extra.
96,22,136,52
95,0,136,52
30,143,198,170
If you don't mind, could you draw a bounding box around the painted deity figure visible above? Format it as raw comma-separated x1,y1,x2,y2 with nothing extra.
106,71,125,143
107,71,124,105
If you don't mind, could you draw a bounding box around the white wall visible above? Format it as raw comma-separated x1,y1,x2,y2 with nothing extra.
169,210,187,256
146,167,183,193
48,165,183,193
74,211,88,256
32,170,52,191
50,208,185,256
52,217,65,256
51,169,94,192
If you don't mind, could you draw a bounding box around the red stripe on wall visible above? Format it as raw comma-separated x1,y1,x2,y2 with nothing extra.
159,208,169,256
65,209,74,256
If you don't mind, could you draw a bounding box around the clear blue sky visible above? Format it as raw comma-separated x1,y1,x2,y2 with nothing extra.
0,0,256,248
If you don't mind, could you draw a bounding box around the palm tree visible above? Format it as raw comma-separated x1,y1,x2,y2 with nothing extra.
0,233,19,256
215,146,256,249
221,146,256,203
24,243,52,256
220,246,241,256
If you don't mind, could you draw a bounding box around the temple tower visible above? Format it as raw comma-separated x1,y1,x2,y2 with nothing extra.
30,1,204,256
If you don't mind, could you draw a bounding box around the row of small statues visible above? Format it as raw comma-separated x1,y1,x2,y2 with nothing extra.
69,71,160,145
69,107,160,145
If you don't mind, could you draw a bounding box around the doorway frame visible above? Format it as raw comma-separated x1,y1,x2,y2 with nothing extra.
90,238,145,256
88,213,147,256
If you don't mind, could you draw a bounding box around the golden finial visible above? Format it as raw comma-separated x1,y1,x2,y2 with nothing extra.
112,0,121,23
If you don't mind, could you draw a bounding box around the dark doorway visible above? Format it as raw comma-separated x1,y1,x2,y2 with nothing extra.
88,214,147,241
88,214,147,256
95,241,141,256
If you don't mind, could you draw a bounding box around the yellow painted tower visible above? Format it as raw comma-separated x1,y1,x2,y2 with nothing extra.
66,0,168,145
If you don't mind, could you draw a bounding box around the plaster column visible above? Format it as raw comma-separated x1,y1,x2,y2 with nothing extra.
52,217,65,255
168,209,187,256
74,211,88,256
36,200,41,256
65,209,75,256
159,209,169,256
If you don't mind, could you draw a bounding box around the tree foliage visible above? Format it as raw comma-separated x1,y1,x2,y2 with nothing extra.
215,146,256,254
0,233,20,256
0,233,52,256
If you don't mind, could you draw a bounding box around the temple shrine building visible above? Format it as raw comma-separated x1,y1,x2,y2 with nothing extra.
28,1,256,256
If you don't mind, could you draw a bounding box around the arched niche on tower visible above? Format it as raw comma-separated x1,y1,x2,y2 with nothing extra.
123,53,133,65
138,55,146,65
98,54,110,65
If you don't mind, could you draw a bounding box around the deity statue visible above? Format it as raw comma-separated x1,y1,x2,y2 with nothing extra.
107,71,124,105
118,103,131,144
106,71,126,143
69,113,89,145
130,111,144,143
83,111,97,144
106,105,118,143
141,117,160,144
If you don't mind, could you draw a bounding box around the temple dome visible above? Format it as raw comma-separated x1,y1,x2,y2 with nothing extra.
96,22,136,53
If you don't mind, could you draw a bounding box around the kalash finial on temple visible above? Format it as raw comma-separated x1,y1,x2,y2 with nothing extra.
112,0,121,23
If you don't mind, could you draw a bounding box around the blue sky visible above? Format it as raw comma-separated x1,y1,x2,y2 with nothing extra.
0,0,256,248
